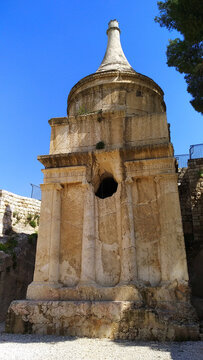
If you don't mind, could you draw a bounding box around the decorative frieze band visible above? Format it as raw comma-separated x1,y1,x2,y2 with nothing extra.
42,166,87,185
124,157,175,178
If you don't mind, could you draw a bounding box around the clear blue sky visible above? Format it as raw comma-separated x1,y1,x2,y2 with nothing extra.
0,0,202,197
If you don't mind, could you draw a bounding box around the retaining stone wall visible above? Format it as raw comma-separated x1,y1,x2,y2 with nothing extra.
0,190,41,236
187,159,203,243
178,158,203,322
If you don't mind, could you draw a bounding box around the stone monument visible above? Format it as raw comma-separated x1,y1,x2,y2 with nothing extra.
7,20,199,340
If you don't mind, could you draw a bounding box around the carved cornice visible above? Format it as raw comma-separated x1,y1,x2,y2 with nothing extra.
38,143,174,169
48,117,68,126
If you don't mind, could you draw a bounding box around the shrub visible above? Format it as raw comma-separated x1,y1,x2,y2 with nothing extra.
13,211,22,225
25,213,40,228
77,105,87,115
0,236,17,254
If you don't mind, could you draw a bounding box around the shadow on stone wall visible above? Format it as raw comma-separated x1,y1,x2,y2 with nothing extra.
0,230,37,322
178,162,203,326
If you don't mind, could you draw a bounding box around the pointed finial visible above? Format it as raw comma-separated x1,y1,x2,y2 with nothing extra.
97,20,134,73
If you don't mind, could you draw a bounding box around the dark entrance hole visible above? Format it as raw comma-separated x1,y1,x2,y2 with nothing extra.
95,177,118,199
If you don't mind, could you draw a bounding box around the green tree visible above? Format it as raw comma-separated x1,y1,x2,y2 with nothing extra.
155,0,203,114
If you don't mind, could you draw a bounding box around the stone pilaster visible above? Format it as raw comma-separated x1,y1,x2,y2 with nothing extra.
80,183,96,284
119,179,137,284
48,183,63,283
155,174,189,282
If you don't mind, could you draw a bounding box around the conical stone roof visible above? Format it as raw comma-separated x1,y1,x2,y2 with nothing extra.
96,20,135,73
67,20,165,118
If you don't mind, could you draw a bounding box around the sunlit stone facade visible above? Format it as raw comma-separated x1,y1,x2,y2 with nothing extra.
7,20,199,340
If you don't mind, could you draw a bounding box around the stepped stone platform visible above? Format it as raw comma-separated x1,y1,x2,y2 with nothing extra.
6,282,200,341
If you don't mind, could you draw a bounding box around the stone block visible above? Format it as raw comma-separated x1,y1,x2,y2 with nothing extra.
6,300,199,341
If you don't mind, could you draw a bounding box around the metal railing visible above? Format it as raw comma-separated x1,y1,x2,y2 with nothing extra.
175,154,189,168
189,143,203,160
175,143,203,168
30,184,41,201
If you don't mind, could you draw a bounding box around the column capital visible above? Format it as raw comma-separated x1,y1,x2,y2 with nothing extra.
40,183,63,191
125,176,133,184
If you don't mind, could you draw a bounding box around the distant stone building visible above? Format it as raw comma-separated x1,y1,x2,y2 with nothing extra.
7,20,199,340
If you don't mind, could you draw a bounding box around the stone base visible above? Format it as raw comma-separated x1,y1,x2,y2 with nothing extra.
6,300,199,341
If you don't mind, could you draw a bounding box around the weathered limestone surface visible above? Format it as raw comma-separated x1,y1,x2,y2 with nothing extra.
7,297,198,340
7,20,199,340
49,112,169,154
96,19,134,73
